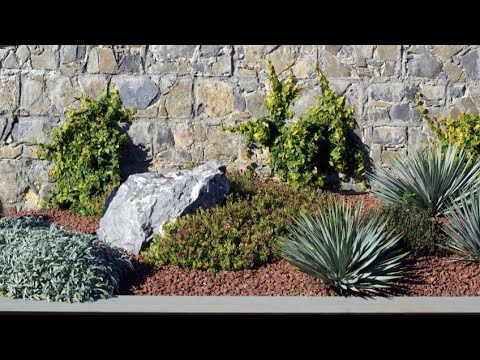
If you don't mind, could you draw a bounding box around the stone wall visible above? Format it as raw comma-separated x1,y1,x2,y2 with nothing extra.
0,45,476,210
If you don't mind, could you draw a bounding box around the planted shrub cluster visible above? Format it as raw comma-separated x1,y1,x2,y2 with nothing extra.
280,201,407,293
227,61,365,188
37,87,135,216
375,205,446,256
143,170,327,271
0,216,131,302
367,144,480,216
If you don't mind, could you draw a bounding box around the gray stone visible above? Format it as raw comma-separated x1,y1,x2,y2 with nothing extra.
61,45,79,64
200,45,224,57
0,145,22,159
0,160,23,208
461,50,480,80
432,45,464,60
87,48,99,73
377,45,400,61
367,108,389,123
291,88,318,118
0,75,19,112
245,90,268,118
78,75,108,99
97,160,230,254
171,122,194,148
238,77,258,93
0,117,14,144
444,62,463,81
420,84,445,100
152,120,175,154
408,54,442,78
324,45,342,54
268,46,298,73
322,51,349,77
15,46,30,62
405,84,418,101
409,45,427,54
150,45,196,60
164,79,193,118
97,48,117,74
46,75,81,112
12,117,55,144
451,84,465,99
372,126,406,146
353,45,374,67
20,75,49,114
389,104,410,121
450,97,478,118
3,52,19,69
31,50,56,70
196,80,235,117
368,83,404,102
119,53,143,73
242,45,266,68
212,54,232,76
381,62,396,76
114,76,159,110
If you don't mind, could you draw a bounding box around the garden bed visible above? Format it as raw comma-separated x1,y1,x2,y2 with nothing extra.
4,199,480,298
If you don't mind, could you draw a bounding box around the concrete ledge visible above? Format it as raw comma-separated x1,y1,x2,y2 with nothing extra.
0,296,480,313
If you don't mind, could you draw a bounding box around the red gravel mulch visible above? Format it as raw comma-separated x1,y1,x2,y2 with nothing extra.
2,196,480,297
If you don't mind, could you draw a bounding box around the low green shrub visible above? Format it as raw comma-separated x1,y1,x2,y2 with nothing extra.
0,216,131,302
367,144,480,216
443,188,480,261
417,92,480,164
227,60,365,188
280,200,407,294
142,170,327,271
37,87,135,216
374,205,447,256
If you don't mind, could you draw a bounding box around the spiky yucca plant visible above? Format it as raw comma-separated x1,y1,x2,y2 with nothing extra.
367,144,480,216
280,201,407,294
443,188,480,261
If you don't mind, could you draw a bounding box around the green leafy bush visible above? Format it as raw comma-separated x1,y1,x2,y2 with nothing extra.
374,205,446,256
280,200,407,294
142,170,327,271
367,144,480,216
416,92,480,163
37,87,135,216
443,188,480,261
0,216,131,302
227,60,365,188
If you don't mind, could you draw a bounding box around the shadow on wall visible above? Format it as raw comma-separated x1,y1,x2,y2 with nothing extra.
118,122,150,181
326,132,373,193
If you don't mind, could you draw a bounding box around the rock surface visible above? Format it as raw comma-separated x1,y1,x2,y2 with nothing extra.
97,160,230,254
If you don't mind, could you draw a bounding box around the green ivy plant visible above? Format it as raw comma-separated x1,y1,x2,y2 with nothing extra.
416,92,480,164
37,87,135,216
226,60,365,188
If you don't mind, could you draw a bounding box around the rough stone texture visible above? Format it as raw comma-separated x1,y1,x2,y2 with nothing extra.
12,117,55,144
196,80,235,117
408,54,442,78
2,44,480,209
31,50,56,70
78,75,108,99
377,45,400,61
97,160,230,254
388,104,410,121
461,50,480,80
0,75,19,113
164,79,192,118
113,76,159,110
87,47,117,74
